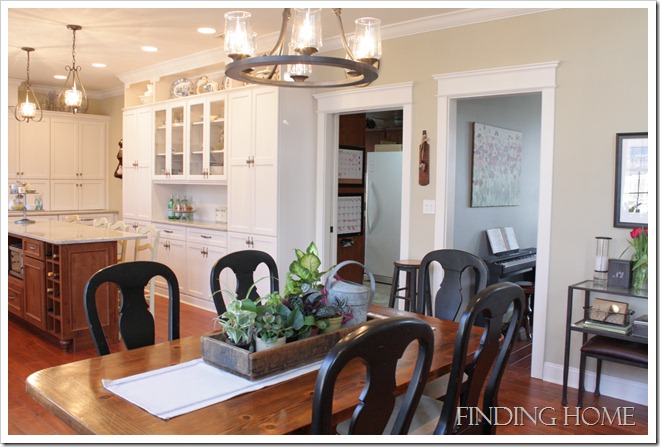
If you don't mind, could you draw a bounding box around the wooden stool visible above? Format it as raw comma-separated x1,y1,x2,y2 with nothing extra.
515,280,534,340
389,260,421,311
578,336,647,406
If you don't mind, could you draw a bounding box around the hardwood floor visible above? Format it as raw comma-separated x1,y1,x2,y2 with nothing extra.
5,296,649,437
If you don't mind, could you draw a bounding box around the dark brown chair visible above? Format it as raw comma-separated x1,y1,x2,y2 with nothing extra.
209,250,279,315
84,261,180,356
416,249,489,320
578,336,648,406
404,282,525,435
311,316,435,435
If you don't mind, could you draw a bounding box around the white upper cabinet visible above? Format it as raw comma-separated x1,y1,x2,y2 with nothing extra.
50,115,107,180
123,107,153,222
8,110,51,179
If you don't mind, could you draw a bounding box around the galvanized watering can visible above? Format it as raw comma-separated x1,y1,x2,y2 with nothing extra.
325,260,376,327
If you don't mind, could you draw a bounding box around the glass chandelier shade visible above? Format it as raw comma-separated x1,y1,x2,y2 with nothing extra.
58,25,88,114
14,47,43,123
224,8,381,88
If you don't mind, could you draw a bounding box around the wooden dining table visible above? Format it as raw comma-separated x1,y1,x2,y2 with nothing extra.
25,305,483,435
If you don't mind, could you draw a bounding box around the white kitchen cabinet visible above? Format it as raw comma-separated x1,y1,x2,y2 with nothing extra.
186,227,227,303
186,94,227,181
122,107,152,222
8,110,51,179
226,86,316,275
49,114,108,210
153,100,186,180
50,115,107,180
153,223,187,294
227,87,278,237
50,180,105,211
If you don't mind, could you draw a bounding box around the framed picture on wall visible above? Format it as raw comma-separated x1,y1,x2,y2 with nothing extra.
614,132,648,228
338,146,365,185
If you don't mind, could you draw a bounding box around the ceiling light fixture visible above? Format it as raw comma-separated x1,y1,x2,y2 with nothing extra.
223,8,381,88
142,46,159,52
14,47,42,123
197,27,217,35
59,24,88,114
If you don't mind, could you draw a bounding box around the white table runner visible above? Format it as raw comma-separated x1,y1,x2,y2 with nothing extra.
103,358,323,420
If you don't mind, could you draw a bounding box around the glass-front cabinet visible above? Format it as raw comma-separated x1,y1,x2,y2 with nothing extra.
153,100,186,180
154,93,226,182
187,95,226,180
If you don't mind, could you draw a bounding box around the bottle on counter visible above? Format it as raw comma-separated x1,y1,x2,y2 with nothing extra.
181,196,189,215
168,194,174,219
174,195,182,219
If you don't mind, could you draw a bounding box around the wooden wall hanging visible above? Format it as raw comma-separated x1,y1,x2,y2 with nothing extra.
114,139,123,179
419,130,430,186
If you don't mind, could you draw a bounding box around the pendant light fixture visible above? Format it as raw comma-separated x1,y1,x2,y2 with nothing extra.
224,8,381,88
58,24,88,114
14,47,43,123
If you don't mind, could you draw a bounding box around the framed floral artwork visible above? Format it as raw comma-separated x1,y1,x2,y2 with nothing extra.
614,132,648,228
471,122,523,207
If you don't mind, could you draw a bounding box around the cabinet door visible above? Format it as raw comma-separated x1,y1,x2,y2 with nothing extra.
187,99,206,179
207,96,226,179
23,255,46,330
50,181,78,210
19,117,51,179
123,108,152,222
78,180,105,210
79,120,106,179
50,117,78,179
186,243,226,301
155,237,187,293
251,89,278,236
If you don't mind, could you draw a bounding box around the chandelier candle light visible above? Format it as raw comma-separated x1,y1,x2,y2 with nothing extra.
14,47,43,123
224,8,381,88
59,24,88,114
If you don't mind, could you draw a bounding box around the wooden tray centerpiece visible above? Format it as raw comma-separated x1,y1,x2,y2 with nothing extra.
201,322,366,381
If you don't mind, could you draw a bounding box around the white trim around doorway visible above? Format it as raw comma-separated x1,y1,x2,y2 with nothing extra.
314,82,414,269
433,61,560,379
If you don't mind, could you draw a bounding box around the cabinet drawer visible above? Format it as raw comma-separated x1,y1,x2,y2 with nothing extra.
154,223,187,241
23,238,45,260
187,228,227,248
8,275,24,317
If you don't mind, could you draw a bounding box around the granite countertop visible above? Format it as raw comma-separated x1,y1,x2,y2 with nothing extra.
8,220,144,245
7,209,119,217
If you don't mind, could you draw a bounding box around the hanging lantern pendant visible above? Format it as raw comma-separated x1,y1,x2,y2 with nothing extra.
59,24,88,114
14,47,43,123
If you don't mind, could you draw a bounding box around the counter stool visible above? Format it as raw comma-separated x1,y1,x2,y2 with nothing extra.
389,260,421,311
578,335,648,406
515,280,534,340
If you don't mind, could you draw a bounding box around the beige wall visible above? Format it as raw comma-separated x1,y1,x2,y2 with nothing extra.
332,8,648,380
93,95,125,215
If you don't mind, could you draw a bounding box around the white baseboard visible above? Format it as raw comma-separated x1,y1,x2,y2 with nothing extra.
543,362,648,406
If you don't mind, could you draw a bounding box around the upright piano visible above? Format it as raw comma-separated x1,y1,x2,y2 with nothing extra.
483,247,537,285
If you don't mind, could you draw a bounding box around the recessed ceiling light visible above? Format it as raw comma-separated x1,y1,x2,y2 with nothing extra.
197,27,216,35
54,75,67,80
92,63,106,68
142,46,158,52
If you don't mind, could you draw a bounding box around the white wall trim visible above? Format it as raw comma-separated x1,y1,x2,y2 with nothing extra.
543,361,648,406
433,61,560,380
314,82,413,269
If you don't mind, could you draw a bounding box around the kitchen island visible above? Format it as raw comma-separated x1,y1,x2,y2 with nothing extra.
8,220,143,352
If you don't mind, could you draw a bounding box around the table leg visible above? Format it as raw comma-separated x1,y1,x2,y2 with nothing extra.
561,287,574,405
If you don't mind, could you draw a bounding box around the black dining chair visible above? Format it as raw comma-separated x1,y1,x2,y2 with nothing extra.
311,316,435,435
416,249,490,400
209,250,279,315
416,249,489,320
401,281,525,435
84,261,180,356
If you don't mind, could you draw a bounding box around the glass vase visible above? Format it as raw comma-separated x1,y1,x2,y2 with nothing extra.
632,263,648,290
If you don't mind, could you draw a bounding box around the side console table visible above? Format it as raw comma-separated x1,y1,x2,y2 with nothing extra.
562,280,648,405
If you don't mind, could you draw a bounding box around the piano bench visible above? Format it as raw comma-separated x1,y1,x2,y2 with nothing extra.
515,281,534,340
389,260,422,312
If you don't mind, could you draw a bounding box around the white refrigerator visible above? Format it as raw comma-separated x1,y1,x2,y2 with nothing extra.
364,150,402,284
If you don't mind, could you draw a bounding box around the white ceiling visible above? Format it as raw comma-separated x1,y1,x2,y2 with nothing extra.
6,4,547,95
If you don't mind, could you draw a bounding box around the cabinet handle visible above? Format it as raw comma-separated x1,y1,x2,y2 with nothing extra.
201,235,211,239
164,229,174,234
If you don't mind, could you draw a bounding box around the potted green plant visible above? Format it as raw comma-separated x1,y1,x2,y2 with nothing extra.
316,296,352,334
253,292,298,351
212,297,258,350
